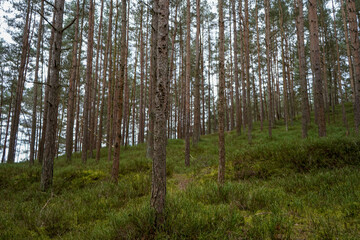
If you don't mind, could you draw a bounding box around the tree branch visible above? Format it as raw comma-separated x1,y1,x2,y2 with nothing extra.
43,0,56,10
62,17,77,33
37,10,57,31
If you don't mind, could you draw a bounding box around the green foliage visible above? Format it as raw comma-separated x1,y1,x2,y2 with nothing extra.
0,105,359,239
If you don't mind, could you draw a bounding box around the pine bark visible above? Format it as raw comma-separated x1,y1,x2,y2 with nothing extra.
7,0,31,163
30,0,44,165
279,0,288,132
244,0,252,143
265,0,272,137
96,0,113,161
308,0,326,137
147,0,158,159
74,0,85,153
82,0,95,163
41,0,65,191
340,0,356,103
294,0,309,138
207,22,212,134
218,0,226,185
66,0,80,162
185,0,191,167
347,0,360,133
138,5,145,144
332,0,348,131
193,0,201,146
1,92,12,164
112,0,127,182
151,0,169,226
91,0,104,155
255,0,263,132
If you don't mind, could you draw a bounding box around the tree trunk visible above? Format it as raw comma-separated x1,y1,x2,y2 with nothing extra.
30,0,44,165
340,0,356,103
107,6,119,161
332,0,349,131
66,0,80,162
151,0,169,226
40,0,65,191
193,0,201,146
122,3,131,147
279,0,288,131
255,0,263,132
239,0,246,130
147,0,158,159
347,0,360,134
308,0,326,137
82,0,95,163
265,0,272,137
138,5,145,144
294,0,309,138
112,0,127,183
7,0,31,163
244,0,252,143
218,0,226,185
74,0,85,153
96,0,113,161
90,0,104,156
185,0,191,167
207,21,212,135
2,92,13,164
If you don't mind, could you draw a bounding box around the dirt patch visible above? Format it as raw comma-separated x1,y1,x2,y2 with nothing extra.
172,174,192,191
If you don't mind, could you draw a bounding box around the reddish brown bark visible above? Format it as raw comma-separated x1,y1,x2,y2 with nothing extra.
218,0,226,185
41,0,66,191
151,0,169,226
112,0,127,182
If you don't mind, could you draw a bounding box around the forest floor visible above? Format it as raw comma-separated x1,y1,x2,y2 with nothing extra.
1,103,360,239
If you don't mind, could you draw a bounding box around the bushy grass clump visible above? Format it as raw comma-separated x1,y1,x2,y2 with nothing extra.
233,137,360,180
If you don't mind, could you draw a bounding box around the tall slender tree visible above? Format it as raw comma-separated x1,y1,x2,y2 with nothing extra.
308,0,326,137
232,0,241,135
147,0,158,159
82,0,95,163
66,0,80,162
218,0,226,185
244,0,252,143
185,0,191,167
30,0,45,165
346,0,360,134
193,0,201,146
7,0,31,163
96,0,113,161
265,0,272,137
112,0,127,182
151,0,169,226
41,0,66,191
294,0,309,138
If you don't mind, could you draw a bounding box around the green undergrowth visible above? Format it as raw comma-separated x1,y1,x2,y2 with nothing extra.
1,103,360,239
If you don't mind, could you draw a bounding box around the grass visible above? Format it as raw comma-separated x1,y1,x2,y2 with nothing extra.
0,103,360,239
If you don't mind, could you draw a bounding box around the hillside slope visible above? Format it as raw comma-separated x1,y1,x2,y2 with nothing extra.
1,104,360,239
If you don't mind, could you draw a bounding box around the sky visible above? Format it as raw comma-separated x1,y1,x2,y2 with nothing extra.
0,1,15,44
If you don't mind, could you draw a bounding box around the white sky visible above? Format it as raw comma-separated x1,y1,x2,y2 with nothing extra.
0,1,15,44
